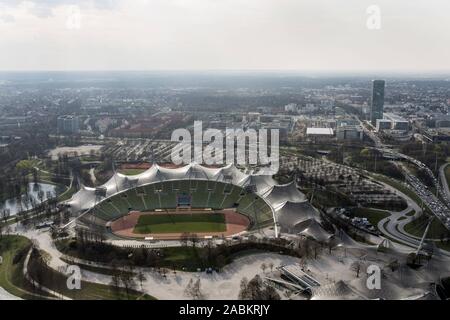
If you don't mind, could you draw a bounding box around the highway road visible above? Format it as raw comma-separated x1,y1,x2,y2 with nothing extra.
359,119,450,231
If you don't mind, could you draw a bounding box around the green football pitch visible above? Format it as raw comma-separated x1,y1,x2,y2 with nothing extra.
133,213,227,234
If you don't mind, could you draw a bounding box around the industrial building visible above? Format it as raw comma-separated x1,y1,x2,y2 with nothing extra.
376,113,409,132
384,113,409,131
376,119,393,131
336,125,363,141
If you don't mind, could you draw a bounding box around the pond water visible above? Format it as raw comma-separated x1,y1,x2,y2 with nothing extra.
0,182,64,217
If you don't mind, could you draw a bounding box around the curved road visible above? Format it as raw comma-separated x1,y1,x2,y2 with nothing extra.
376,181,423,248
439,163,450,200
376,179,450,257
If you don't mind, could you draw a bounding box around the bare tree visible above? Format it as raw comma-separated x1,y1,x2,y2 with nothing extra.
109,270,120,286
184,278,204,300
184,278,194,297
350,261,362,278
180,232,190,247
238,277,249,300
312,243,321,259
120,270,137,300
260,263,267,274
191,279,204,299
238,275,280,300
136,271,147,291
189,234,199,248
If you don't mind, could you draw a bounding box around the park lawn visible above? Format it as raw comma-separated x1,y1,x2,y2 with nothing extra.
60,258,135,277
404,215,450,252
374,174,421,204
134,213,226,234
27,250,155,300
351,207,390,227
0,236,155,300
373,174,434,215
405,209,416,217
436,240,450,251
0,235,49,300
161,247,205,270
303,187,353,208
57,185,77,202
62,280,153,300
404,214,450,239
445,164,450,190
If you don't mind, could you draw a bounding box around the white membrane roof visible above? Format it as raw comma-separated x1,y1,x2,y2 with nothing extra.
67,163,331,241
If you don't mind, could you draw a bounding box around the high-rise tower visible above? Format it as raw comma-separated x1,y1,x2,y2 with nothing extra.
370,80,385,126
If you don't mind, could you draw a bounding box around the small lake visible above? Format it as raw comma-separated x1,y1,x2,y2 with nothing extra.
0,182,64,217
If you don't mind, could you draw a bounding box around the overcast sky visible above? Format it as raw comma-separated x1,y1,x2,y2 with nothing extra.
0,0,449,72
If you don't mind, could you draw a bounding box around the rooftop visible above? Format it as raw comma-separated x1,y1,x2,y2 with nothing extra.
306,127,334,135
384,113,408,122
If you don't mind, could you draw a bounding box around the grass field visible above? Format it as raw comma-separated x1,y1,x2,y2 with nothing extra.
119,168,147,176
28,249,155,300
404,213,450,239
445,164,450,190
0,235,49,300
350,207,391,227
403,214,450,251
0,236,154,300
134,213,227,234
372,173,433,215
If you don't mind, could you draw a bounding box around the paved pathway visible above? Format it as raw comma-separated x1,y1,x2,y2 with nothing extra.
0,287,22,300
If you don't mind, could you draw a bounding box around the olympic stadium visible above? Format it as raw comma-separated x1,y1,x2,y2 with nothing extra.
67,163,332,242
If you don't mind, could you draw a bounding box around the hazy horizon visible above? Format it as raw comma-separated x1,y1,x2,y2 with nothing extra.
0,0,449,72
1,70,449,77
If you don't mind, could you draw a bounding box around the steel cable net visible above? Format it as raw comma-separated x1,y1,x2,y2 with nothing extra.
66,163,331,241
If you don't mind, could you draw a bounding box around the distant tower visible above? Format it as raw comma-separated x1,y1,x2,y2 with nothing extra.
370,80,385,126
57,115,80,135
